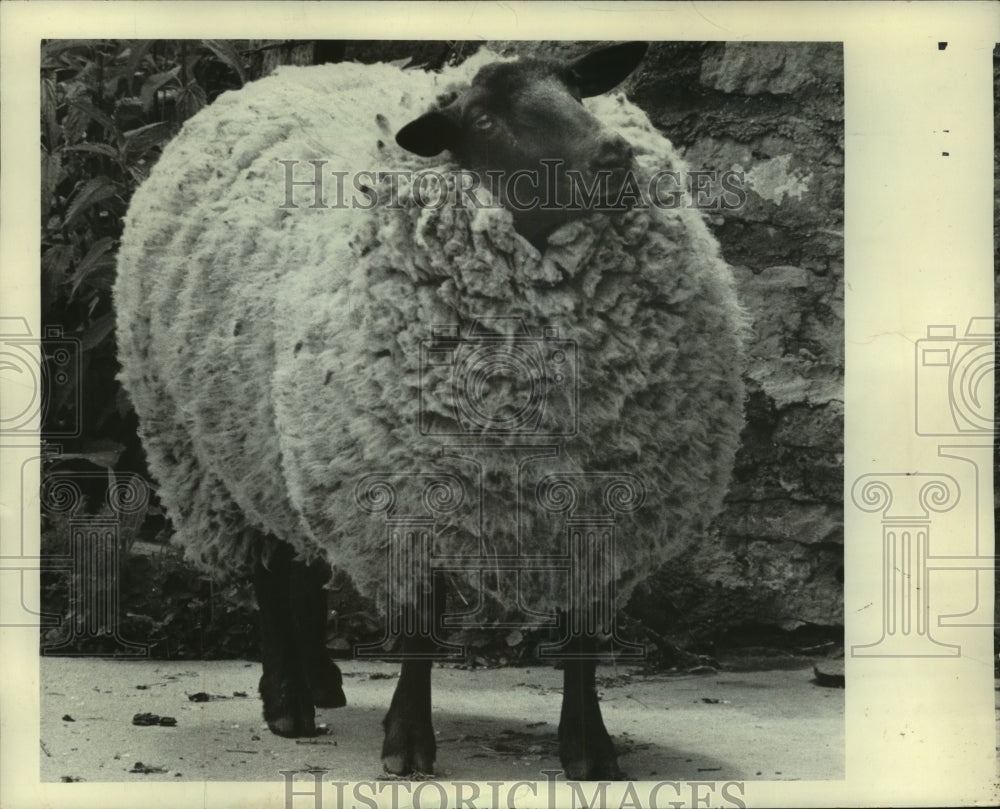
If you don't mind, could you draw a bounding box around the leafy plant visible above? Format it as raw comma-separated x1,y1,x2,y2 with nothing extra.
40,39,247,463
39,40,251,657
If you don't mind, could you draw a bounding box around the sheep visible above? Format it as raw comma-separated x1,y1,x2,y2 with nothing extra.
114,42,748,779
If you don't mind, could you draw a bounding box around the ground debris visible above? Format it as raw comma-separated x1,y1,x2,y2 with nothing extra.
295,727,335,745
132,712,177,727
812,661,845,688
130,761,167,774
187,691,233,701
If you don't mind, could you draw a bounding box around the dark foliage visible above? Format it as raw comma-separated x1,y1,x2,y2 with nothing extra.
39,39,252,658
39,508,259,659
40,39,247,462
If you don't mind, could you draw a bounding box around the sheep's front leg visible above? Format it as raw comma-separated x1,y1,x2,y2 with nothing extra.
558,641,623,779
289,556,347,710
254,541,346,737
381,642,436,775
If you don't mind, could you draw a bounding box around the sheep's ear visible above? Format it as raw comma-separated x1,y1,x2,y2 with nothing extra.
396,109,459,157
565,41,648,98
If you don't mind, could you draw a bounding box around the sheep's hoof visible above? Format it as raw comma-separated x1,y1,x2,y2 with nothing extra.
381,719,436,775
560,752,625,781
311,681,347,709
310,661,347,708
260,675,316,738
267,712,317,738
559,724,623,780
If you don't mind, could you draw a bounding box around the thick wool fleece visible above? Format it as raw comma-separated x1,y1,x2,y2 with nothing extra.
115,52,747,617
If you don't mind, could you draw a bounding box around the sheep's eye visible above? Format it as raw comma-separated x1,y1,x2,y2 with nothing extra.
474,113,492,131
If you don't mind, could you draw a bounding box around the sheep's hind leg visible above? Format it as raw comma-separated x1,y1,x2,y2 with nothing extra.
254,541,333,737
558,638,623,780
289,556,347,709
381,645,436,775
380,574,446,775
381,583,444,775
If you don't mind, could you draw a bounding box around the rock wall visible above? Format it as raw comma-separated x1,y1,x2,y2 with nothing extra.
629,42,844,644
488,41,845,645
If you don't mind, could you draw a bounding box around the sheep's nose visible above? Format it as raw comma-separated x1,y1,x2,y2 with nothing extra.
590,135,633,170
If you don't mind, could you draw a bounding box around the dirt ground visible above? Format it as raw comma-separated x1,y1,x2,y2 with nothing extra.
40,657,844,783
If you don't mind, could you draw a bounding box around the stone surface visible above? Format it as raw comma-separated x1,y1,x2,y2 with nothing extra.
624,42,844,642
700,42,844,96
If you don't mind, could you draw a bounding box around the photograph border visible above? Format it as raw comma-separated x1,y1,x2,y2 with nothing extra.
2,2,997,807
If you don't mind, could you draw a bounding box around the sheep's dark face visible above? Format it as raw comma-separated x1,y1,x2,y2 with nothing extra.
396,42,648,250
